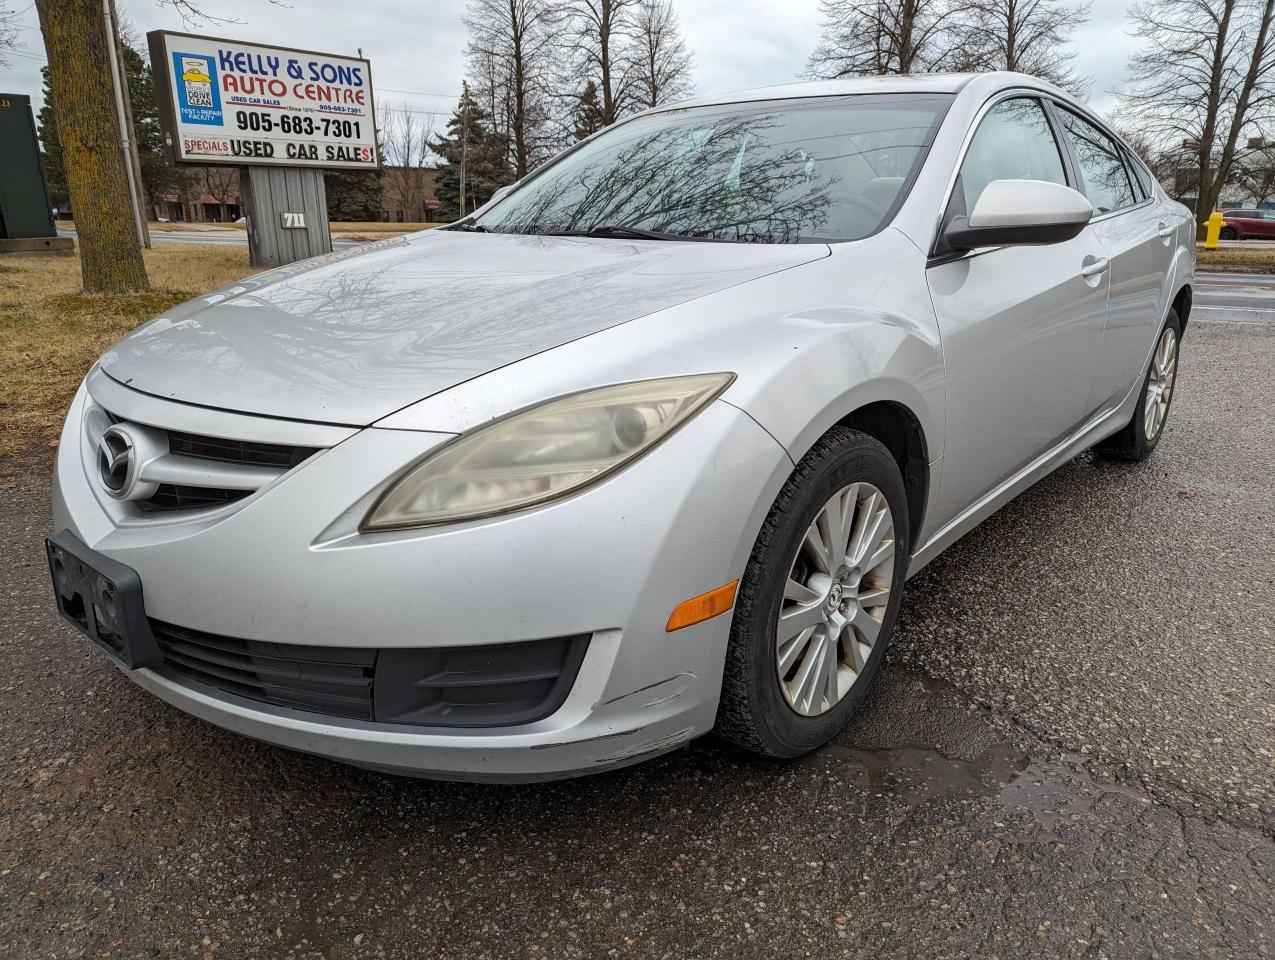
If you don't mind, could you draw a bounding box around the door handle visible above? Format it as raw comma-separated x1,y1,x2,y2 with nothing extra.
1081,257,1110,278
1157,222,1175,238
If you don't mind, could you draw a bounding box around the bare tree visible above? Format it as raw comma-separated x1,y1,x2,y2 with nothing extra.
1120,0,1275,233
557,0,641,125
466,0,557,177
379,104,436,222
0,3,18,67
201,167,238,222
951,0,1092,92
806,0,961,77
630,0,694,108
1233,141,1275,203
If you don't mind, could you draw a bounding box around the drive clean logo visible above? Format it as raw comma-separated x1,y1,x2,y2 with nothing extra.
172,51,222,125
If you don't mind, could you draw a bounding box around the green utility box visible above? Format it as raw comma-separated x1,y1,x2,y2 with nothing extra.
0,92,66,249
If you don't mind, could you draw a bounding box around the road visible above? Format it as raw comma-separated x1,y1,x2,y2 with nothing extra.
57,226,378,250
1194,270,1275,324
1,311,1272,958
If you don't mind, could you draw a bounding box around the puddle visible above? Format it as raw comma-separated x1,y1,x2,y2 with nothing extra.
999,758,1152,832
808,668,1153,832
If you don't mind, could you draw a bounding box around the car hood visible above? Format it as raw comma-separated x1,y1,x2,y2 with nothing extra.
99,231,827,426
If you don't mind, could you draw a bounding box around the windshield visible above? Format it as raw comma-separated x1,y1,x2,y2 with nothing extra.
474,94,952,244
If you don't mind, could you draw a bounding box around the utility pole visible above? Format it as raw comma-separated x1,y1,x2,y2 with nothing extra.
459,83,470,216
101,0,147,248
108,0,150,246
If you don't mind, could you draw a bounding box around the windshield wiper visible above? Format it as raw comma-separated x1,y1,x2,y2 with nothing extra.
544,225,733,242
446,218,489,233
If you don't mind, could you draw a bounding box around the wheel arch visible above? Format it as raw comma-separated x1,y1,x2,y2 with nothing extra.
1171,283,1193,334
833,400,930,552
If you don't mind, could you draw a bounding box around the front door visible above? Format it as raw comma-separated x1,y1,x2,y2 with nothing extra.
925,96,1109,530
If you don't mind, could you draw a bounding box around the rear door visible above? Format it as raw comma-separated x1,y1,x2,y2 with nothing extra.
925,95,1109,529
1050,104,1168,412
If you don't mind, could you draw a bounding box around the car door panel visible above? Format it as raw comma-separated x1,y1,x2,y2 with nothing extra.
1084,207,1166,409
927,239,1108,528
925,94,1109,531
1051,107,1168,412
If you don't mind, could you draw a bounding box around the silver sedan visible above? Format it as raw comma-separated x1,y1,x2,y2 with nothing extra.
49,72,1194,779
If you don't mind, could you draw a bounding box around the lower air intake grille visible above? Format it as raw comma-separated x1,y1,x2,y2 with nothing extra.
153,621,376,719
151,620,589,728
137,484,252,513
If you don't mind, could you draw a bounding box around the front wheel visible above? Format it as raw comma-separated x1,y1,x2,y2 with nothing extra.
1095,310,1181,461
1219,226,1238,240
715,427,909,758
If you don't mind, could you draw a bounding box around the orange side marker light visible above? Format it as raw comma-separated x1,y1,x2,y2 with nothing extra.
665,580,739,632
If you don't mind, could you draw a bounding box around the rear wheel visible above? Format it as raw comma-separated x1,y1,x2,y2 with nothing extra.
715,428,909,757
1219,226,1238,240
1095,310,1181,461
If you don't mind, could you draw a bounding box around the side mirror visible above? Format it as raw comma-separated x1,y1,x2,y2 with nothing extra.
489,183,515,204
944,179,1093,251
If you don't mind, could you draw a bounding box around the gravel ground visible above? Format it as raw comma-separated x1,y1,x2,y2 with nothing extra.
1,319,1271,959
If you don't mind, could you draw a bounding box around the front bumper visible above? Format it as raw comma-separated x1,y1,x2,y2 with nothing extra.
52,381,793,779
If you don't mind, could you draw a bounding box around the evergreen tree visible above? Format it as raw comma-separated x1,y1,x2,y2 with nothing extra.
120,41,181,217
573,81,606,141
36,67,69,209
37,42,181,218
326,169,385,221
432,82,512,221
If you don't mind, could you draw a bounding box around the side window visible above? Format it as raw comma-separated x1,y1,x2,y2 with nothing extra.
955,97,1068,217
1058,109,1137,214
1125,149,1156,199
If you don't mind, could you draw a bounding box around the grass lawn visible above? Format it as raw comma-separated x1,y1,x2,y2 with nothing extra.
1196,244,1275,273
0,245,261,463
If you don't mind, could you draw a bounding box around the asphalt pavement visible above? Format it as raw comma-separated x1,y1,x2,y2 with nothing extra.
1,306,1272,957
56,226,373,250
1194,270,1275,324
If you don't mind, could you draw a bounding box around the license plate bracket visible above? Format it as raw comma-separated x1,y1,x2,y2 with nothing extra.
46,530,161,670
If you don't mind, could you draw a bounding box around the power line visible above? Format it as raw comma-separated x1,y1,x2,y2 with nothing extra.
3,48,47,63
377,86,460,100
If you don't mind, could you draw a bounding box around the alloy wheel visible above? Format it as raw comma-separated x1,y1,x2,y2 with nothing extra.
1143,325,1178,441
776,482,895,717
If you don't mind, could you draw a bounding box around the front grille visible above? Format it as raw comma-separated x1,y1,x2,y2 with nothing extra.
151,620,590,727
167,431,317,469
98,409,320,513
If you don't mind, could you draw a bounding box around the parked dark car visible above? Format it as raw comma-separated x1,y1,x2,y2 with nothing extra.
1219,208,1275,239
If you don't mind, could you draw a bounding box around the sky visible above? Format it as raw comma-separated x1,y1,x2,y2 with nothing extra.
1,0,1143,128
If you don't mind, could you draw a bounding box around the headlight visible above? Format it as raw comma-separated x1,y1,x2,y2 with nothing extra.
362,373,735,530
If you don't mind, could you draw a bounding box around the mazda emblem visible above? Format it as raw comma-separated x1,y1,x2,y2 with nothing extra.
97,426,135,496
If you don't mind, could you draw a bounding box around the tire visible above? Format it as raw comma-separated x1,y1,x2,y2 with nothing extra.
715,427,910,758
1220,226,1237,240
1095,309,1182,461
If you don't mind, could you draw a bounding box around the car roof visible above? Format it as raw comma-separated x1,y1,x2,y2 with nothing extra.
649,72,1063,113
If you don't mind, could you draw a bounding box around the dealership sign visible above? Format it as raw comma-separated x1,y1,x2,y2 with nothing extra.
147,31,378,170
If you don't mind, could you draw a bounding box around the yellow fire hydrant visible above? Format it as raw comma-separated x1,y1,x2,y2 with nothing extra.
1203,210,1225,249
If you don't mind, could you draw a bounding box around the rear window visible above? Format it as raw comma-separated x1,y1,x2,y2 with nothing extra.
1057,108,1138,214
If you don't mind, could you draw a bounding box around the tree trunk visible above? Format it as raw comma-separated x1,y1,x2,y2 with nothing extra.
1194,0,1236,240
510,0,529,178
35,0,149,292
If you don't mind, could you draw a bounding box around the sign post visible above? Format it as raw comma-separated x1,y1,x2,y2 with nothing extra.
147,30,378,267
